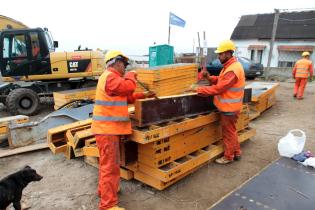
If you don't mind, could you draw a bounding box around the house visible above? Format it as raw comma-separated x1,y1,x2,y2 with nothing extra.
231,10,315,67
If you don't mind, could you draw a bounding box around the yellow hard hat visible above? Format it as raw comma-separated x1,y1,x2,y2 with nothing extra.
215,40,236,54
105,50,129,64
302,51,310,57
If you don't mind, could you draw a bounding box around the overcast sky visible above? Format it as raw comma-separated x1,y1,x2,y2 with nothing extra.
1,0,314,55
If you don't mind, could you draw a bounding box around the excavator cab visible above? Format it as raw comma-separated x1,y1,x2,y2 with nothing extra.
0,28,57,78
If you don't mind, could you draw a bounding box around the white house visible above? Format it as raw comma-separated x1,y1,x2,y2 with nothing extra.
231,10,315,67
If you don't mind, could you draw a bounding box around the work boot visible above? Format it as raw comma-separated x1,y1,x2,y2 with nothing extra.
297,97,303,100
293,94,297,98
234,155,241,161
108,206,125,210
215,157,233,164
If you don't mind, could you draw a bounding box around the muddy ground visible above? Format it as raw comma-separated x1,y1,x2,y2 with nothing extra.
1,81,315,210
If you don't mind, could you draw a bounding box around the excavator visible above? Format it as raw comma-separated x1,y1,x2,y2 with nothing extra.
0,15,105,115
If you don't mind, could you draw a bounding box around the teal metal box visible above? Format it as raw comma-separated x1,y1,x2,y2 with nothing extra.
149,44,174,67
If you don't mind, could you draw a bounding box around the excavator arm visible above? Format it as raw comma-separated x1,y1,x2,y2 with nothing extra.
0,15,28,30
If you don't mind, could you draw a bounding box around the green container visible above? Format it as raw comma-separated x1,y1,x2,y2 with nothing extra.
149,44,174,67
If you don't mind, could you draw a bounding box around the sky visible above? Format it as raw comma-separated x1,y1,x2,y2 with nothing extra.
1,0,314,56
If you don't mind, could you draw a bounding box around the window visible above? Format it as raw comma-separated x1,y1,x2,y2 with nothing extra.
44,31,54,52
257,50,263,63
250,50,255,60
30,32,41,58
3,37,9,58
11,34,27,58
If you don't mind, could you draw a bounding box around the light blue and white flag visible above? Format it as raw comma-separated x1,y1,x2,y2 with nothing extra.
169,12,186,28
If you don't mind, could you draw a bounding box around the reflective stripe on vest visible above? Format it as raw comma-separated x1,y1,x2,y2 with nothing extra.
229,87,244,92
217,96,243,103
95,100,128,106
295,59,311,78
93,115,130,121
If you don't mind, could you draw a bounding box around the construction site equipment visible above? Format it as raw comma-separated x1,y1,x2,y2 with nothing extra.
211,157,315,210
149,44,174,67
47,91,255,190
135,64,198,97
7,104,93,148
246,82,279,120
0,15,28,30
134,93,215,127
53,87,96,110
0,16,105,115
133,90,251,128
0,115,29,143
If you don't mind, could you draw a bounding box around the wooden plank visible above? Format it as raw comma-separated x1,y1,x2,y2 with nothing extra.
0,143,48,158
134,93,216,127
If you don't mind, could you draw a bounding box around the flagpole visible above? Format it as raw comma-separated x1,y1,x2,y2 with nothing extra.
168,13,171,44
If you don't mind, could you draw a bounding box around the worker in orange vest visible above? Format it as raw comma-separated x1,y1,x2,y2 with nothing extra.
91,50,155,210
292,51,314,100
190,40,245,164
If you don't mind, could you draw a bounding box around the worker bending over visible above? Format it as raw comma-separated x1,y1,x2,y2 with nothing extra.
292,51,313,100
91,50,155,210
191,40,245,164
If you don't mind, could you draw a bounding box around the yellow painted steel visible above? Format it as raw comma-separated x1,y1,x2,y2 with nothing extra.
0,15,28,30
135,127,256,185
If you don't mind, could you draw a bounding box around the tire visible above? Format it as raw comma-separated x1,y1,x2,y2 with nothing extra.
246,76,255,80
6,88,40,116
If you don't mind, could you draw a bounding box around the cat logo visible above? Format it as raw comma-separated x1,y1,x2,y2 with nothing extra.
69,61,79,72
69,62,78,68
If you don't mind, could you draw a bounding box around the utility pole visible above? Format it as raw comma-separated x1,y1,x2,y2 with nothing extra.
266,9,280,80
197,32,202,64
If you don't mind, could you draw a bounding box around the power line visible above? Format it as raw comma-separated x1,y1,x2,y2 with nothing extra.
280,7,315,12
279,17,315,22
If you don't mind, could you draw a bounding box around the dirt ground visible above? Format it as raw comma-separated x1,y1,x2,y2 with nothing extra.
1,81,315,210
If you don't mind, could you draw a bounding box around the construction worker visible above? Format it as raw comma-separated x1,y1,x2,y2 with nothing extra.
190,40,245,164
91,50,155,210
292,51,314,100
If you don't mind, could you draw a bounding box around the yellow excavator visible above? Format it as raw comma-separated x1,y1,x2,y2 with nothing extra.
0,15,105,115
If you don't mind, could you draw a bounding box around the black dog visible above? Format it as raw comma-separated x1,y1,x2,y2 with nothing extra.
0,165,43,210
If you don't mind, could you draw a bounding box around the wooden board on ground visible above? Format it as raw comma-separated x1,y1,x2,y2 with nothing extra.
0,143,48,158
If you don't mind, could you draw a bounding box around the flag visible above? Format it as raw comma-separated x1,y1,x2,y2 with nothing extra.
169,12,186,28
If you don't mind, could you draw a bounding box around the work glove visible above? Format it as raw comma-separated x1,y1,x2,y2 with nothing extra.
144,91,156,98
202,71,209,79
188,84,198,92
125,70,137,80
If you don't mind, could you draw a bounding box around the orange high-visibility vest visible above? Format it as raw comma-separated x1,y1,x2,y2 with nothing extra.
213,60,245,112
295,59,312,78
91,70,131,135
